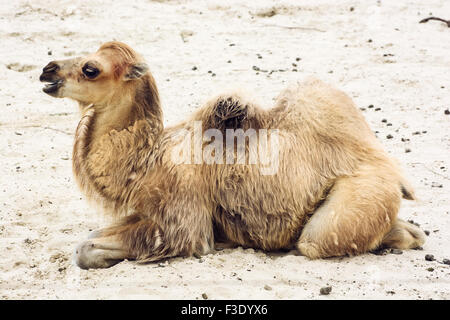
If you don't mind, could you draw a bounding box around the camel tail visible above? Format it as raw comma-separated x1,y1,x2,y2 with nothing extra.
400,182,416,200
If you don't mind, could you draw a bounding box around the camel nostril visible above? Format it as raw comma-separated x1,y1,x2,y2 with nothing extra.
43,62,59,74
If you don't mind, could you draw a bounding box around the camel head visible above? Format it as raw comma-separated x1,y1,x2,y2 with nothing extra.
39,41,149,106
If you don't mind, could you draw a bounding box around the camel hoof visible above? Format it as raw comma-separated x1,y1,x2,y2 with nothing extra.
74,241,122,270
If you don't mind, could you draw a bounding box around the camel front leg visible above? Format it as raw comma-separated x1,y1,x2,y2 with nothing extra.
75,235,131,269
75,204,214,269
74,214,172,269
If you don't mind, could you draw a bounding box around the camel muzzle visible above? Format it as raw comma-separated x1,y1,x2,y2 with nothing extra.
40,62,64,95
41,79,63,94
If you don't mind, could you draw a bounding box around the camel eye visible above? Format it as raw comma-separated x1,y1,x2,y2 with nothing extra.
82,64,100,79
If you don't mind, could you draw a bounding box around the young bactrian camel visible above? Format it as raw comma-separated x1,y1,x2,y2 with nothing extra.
39,42,425,269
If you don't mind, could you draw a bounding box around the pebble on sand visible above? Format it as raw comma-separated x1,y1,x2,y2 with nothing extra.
425,254,435,261
320,286,332,295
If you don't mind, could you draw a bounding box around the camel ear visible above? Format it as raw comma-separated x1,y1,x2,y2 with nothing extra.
124,62,148,81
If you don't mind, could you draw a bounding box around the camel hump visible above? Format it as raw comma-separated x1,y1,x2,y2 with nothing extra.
213,96,249,129
201,92,257,131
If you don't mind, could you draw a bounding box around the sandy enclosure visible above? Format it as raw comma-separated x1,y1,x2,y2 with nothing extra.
0,0,449,299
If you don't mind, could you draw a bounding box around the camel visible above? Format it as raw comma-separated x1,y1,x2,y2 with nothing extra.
39,41,425,269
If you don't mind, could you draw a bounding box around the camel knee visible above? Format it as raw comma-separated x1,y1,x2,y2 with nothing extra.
297,240,323,259
297,230,363,259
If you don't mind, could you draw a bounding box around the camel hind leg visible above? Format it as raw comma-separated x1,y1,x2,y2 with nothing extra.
297,165,413,259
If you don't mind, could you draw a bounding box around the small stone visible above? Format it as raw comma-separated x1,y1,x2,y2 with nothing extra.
252,66,260,71
381,119,387,123
386,134,393,139
264,284,272,291
431,182,443,188
425,254,435,261
405,148,411,153
320,286,332,295
350,7,354,11
386,290,395,295
192,66,197,71
375,107,381,111
424,230,430,236
48,50,52,55
201,293,208,300
444,109,450,115
391,249,403,255
368,104,374,108
426,267,434,272
442,259,450,265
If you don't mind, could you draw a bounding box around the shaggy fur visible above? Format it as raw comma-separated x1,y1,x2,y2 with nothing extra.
39,42,425,269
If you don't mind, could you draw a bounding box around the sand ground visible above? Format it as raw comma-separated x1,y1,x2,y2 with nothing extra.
0,0,449,299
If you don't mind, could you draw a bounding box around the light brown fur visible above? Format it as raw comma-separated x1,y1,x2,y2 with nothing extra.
40,42,425,269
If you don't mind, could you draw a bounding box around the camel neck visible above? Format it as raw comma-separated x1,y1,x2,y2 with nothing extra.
72,98,163,214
